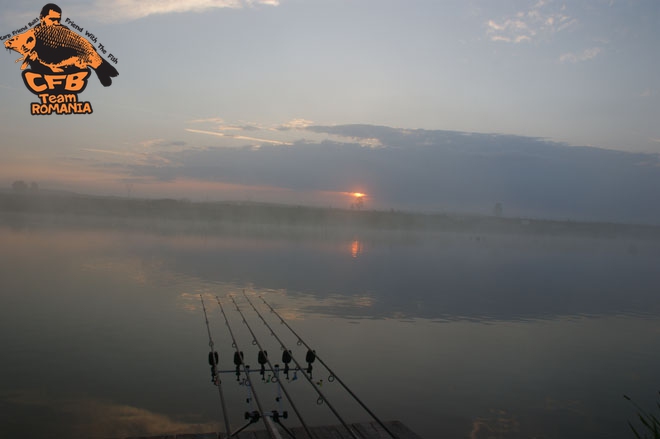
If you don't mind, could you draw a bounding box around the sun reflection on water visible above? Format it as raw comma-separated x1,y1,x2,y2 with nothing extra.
350,239,363,258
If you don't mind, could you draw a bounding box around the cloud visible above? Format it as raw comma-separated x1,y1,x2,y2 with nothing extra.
185,118,325,145
81,148,147,160
277,118,315,131
81,145,175,166
108,124,660,223
487,1,576,43
139,139,188,149
559,47,602,63
470,409,520,439
88,0,279,22
189,118,314,132
189,118,261,132
36,124,660,223
188,117,226,125
3,390,221,438
185,128,292,145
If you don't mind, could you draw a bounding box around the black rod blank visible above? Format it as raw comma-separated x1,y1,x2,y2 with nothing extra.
229,294,314,439
257,294,398,439
243,293,361,439
200,295,232,436
215,296,278,439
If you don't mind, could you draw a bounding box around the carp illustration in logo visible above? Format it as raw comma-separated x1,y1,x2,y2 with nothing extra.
6,25,118,86
4,4,118,115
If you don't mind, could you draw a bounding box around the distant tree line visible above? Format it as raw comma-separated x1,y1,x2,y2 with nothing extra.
1,191,659,239
11,181,39,194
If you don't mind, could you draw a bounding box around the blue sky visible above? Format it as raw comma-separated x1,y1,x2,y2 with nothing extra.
1,0,659,219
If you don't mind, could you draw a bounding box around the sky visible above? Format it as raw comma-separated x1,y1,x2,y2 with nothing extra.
0,0,659,221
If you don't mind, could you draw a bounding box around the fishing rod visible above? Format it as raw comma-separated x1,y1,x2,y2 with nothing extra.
242,293,360,439
199,295,231,436
257,294,398,439
229,295,314,439
215,296,279,439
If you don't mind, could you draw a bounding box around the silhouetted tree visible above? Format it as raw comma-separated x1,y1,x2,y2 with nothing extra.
12,180,28,194
493,202,503,217
350,197,364,210
29,182,39,194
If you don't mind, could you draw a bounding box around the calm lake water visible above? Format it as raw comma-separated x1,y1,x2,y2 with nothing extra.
1,217,659,439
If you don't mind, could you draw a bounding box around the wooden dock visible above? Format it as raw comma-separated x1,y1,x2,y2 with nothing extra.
125,420,423,439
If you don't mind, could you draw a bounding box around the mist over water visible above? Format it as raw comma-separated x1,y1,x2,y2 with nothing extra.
1,214,659,439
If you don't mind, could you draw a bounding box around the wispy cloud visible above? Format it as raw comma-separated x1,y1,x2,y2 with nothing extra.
559,47,602,63
184,118,317,145
81,148,147,159
277,118,314,130
487,1,576,43
138,139,187,149
88,0,279,22
81,147,174,166
5,390,221,438
188,117,226,125
185,128,292,145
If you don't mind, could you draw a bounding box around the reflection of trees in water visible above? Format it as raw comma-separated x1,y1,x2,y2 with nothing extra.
2,192,660,322
1,213,30,231
2,212,660,323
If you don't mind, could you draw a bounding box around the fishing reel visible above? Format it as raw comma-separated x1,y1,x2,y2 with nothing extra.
208,350,219,385
233,351,244,381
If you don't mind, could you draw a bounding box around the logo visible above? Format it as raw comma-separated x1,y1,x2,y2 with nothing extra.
3,3,119,115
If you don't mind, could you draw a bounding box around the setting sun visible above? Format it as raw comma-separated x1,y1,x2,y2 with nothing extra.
348,192,366,209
